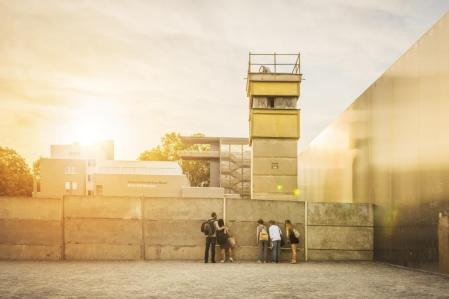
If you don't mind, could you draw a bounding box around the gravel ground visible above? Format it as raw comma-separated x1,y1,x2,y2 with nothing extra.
0,261,448,298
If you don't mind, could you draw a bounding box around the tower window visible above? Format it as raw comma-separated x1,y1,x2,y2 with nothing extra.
271,162,279,169
268,97,275,108
275,97,297,109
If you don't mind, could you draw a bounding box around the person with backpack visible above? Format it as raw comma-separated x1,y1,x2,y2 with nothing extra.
201,212,219,263
268,220,282,263
285,219,300,264
216,218,234,263
256,219,269,263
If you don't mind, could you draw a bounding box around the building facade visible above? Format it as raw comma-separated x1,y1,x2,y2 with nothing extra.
33,141,190,198
179,136,250,198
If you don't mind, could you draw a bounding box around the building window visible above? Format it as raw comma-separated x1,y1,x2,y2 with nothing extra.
64,166,78,175
253,97,269,108
275,97,297,109
268,97,275,108
64,181,78,191
271,162,279,169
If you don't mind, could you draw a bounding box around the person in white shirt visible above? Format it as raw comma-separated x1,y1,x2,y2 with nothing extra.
268,220,282,263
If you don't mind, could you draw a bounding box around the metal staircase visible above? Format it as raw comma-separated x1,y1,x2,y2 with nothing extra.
220,151,251,197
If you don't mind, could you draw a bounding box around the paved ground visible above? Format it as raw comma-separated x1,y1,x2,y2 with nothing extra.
0,261,448,298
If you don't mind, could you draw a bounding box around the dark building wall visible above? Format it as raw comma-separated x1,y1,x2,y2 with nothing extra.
299,12,449,272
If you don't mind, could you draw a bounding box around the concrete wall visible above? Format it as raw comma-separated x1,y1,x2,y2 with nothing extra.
0,196,373,261
64,196,143,260
0,197,62,260
307,202,374,261
143,197,223,260
226,198,305,261
182,187,224,198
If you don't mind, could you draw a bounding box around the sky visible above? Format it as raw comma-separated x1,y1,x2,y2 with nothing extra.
1,0,449,165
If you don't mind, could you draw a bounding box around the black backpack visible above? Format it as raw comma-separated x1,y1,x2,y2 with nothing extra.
200,219,216,236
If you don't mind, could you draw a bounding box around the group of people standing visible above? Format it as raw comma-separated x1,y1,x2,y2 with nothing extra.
202,212,234,263
202,212,300,264
256,218,299,263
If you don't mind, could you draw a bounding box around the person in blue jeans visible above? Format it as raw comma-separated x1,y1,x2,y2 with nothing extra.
256,219,269,263
268,220,282,263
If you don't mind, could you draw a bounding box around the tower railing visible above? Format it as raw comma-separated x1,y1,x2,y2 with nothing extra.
248,53,301,74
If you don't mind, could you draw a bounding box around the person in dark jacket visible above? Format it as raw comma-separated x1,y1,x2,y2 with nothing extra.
204,212,219,263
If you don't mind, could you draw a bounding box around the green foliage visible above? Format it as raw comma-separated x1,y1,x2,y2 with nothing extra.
139,132,210,187
0,147,33,196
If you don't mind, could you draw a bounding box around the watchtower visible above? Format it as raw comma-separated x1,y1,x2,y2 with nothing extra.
246,53,302,200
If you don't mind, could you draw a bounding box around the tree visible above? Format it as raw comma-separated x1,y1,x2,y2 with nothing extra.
139,132,210,187
0,147,33,196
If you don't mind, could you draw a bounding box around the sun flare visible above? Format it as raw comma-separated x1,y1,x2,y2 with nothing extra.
75,117,109,145
66,101,120,145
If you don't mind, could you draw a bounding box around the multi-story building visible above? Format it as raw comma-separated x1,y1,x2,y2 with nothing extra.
33,141,191,198
179,136,251,198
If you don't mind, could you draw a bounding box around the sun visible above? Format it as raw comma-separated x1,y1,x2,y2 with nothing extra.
75,117,109,145
67,101,118,145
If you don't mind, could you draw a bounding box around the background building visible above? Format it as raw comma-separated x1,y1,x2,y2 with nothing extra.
50,140,114,160
33,141,190,198
179,136,250,198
